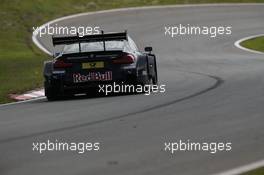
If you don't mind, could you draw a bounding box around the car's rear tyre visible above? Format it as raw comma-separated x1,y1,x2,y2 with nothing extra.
147,70,158,85
152,70,158,85
44,81,60,101
152,59,158,85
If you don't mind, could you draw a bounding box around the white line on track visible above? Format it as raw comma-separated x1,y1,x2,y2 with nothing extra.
214,159,264,175
234,34,264,55
32,3,264,55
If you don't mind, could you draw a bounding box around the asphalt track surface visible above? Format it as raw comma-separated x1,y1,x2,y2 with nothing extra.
1,4,264,175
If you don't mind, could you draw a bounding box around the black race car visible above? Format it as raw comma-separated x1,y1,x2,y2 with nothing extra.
43,31,158,100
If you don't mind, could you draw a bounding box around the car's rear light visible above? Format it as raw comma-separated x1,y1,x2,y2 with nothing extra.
53,60,73,68
112,54,135,64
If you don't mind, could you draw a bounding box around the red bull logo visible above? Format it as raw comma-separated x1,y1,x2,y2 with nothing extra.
73,71,112,83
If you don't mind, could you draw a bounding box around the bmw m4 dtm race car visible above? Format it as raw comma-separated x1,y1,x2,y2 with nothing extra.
43,31,158,100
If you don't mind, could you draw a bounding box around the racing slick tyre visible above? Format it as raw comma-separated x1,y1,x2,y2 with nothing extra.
149,64,158,85
152,75,158,85
152,59,158,85
44,81,60,101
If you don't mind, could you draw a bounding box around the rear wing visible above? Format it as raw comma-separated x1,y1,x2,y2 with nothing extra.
52,31,128,52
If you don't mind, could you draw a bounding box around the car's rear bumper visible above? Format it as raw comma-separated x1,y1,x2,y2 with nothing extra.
45,67,148,94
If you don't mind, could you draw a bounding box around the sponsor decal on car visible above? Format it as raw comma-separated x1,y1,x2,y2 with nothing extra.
73,71,112,83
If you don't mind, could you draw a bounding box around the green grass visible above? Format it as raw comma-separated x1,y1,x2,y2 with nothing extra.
241,167,264,175
0,0,264,103
241,36,264,53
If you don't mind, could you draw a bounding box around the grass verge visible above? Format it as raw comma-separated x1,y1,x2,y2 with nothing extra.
241,167,264,175
0,0,264,104
240,36,264,53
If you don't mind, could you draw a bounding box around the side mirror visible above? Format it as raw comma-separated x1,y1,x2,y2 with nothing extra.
144,47,152,52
